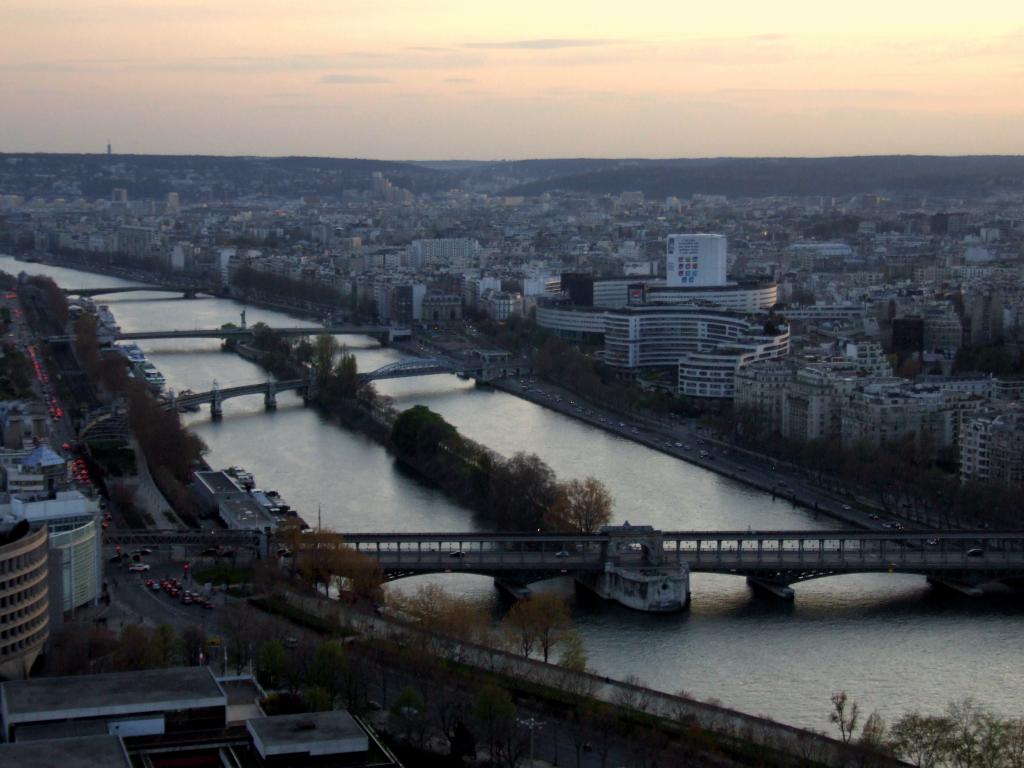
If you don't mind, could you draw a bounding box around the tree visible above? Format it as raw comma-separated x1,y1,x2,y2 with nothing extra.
303,686,332,712
830,691,860,744
333,545,384,603
390,405,460,459
501,593,573,662
312,333,338,386
889,712,953,768
489,452,558,530
180,625,206,667
859,710,888,752
150,623,179,667
392,686,428,747
475,683,515,766
112,624,153,670
558,629,588,672
333,347,360,400
545,477,613,533
310,641,347,707
257,640,287,689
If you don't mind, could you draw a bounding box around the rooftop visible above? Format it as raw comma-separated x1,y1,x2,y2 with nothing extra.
247,711,368,758
195,470,245,496
1,667,224,722
0,735,130,768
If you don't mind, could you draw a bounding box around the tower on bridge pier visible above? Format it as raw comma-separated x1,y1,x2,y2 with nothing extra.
210,387,223,420
576,524,690,612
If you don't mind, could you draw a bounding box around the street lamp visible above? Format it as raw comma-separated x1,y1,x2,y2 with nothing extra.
517,717,543,764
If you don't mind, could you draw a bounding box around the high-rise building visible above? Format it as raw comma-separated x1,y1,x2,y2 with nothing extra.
666,234,727,287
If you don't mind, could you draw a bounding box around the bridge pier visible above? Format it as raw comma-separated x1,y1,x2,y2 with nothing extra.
927,576,984,597
210,390,223,421
575,562,690,612
494,578,531,602
746,577,795,600
264,380,277,411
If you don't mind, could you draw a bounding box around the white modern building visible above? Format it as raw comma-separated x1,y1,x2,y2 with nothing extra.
536,301,789,398
0,491,101,614
666,234,728,287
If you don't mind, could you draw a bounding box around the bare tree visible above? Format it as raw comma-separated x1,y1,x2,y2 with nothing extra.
888,711,952,768
545,476,614,533
830,690,860,744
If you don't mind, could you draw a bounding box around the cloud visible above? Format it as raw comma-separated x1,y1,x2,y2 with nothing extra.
320,74,390,84
444,77,475,83
462,38,615,50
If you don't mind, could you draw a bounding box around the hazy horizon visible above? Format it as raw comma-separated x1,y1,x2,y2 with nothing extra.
3,1,1023,159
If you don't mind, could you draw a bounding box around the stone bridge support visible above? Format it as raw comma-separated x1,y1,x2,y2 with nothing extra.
264,380,277,411
210,389,223,420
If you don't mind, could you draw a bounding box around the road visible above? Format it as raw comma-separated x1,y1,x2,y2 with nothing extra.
492,377,906,531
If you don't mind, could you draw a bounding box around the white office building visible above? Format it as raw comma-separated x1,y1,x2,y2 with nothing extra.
666,234,727,287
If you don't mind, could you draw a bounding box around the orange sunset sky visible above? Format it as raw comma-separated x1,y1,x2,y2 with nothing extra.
2,0,1023,158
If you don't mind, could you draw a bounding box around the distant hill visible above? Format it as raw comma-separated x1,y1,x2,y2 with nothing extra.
6,153,1024,201
494,156,1024,198
0,153,451,199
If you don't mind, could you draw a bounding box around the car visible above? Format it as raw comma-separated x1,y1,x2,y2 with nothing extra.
109,554,122,563
151,582,162,591
203,601,215,610
555,550,570,558
926,539,939,546
183,596,193,605
448,550,466,558
966,547,984,557
842,504,852,511
127,563,150,572
674,442,682,448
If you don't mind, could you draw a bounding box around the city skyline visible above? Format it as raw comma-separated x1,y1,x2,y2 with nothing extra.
2,0,1023,159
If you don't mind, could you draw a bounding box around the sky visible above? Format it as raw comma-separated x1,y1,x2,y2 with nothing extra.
1,1,1023,159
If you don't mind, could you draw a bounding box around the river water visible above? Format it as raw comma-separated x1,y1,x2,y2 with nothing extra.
6,256,1022,732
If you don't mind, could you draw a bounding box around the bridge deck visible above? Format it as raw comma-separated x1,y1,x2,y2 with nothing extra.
104,529,1024,585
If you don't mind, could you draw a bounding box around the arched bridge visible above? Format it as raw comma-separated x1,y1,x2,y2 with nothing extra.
105,526,1024,611
360,357,457,382
360,356,532,384
164,378,313,418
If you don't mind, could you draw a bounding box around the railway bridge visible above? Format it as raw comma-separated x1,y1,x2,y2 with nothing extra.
104,525,1024,611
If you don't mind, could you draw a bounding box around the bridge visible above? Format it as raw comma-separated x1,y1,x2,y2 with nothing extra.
46,324,396,344
63,285,205,298
115,325,391,342
359,357,459,382
165,357,533,418
105,525,1024,611
164,377,314,418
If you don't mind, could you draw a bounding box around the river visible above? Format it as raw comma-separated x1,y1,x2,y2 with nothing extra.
6,255,1022,732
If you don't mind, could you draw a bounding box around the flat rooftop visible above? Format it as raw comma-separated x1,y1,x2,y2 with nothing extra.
0,735,130,768
220,498,276,528
1,667,225,723
248,711,368,758
194,470,244,496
